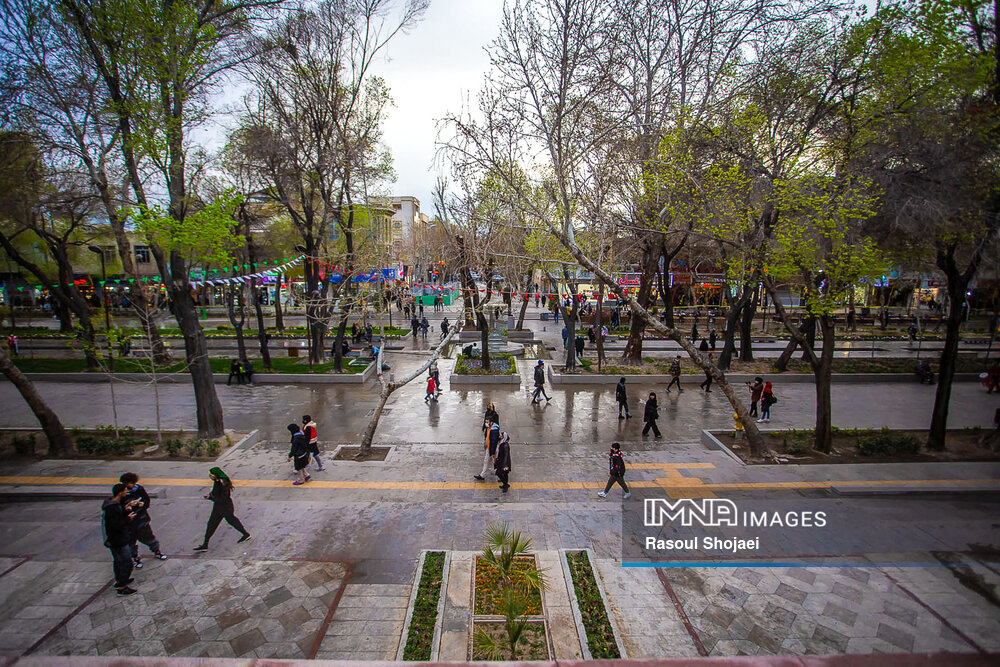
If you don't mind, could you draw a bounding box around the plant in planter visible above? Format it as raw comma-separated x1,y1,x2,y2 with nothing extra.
472,521,548,660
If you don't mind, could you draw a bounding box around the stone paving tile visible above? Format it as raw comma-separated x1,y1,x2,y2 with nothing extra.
661,565,977,658
25,559,347,658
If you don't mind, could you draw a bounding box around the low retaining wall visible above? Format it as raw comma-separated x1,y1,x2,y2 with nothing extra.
549,368,981,385
4,363,376,385
449,373,520,386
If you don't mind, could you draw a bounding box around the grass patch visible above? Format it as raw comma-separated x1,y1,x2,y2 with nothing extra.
402,551,446,660
474,556,542,615
566,550,620,659
455,353,516,375
10,356,367,375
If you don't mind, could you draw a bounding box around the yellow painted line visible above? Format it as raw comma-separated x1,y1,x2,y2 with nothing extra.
0,475,996,494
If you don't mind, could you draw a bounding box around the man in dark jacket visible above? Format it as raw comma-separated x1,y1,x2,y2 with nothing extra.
666,355,683,393
494,431,511,492
531,360,552,403
287,423,311,485
598,443,630,499
615,377,630,419
103,483,137,595
120,472,167,569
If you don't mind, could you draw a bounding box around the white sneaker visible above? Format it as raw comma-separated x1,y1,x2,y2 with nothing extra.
623,492,632,499
756,419,765,423
597,491,607,498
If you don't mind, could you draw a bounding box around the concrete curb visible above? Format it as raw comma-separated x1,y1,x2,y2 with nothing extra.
2,364,376,385
701,429,747,465
559,548,628,660
549,369,981,385
215,429,260,464
832,483,1000,496
448,373,520,385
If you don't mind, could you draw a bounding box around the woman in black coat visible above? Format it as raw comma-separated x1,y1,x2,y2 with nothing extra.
642,392,662,438
482,403,499,434
194,467,250,551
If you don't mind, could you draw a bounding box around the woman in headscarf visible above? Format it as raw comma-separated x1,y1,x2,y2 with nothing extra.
193,467,251,551
758,381,775,423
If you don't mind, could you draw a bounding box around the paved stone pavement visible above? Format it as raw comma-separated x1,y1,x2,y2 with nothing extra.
0,313,998,661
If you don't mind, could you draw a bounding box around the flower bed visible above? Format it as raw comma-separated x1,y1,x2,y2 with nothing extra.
455,353,516,375
402,551,446,660
565,550,620,658
471,620,549,660
474,556,542,615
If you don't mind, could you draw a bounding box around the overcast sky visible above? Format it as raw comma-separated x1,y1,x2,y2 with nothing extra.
370,0,505,217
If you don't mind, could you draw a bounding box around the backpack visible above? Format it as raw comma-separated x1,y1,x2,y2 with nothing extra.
610,452,625,476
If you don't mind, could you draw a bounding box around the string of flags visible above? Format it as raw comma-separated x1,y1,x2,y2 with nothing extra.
190,255,305,290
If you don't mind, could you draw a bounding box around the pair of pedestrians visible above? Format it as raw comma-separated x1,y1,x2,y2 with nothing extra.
288,416,324,485
102,472,168,597
474,410,511,492
614,378,661,438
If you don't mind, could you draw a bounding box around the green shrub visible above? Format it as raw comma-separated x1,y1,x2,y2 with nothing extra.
857,428,921,456
11,434,36,456
782,439,811,455
185,439,204,457
164,438,184,457
204,439,221,457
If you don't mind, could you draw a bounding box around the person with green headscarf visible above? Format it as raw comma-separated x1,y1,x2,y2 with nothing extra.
193,467,250,551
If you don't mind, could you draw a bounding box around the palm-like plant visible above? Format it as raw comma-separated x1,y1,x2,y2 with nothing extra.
473,520,548,660
479,520,547,595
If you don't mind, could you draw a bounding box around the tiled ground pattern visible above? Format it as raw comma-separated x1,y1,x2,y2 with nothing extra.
659,562,1000,657
19,559,347,659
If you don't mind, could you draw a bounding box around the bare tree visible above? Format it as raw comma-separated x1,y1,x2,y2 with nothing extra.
0,344,72,455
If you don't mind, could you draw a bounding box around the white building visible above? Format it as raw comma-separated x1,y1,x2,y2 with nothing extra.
388,196,430,277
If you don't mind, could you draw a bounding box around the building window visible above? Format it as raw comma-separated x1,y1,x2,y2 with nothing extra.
393,203,402,211
134,245,151,264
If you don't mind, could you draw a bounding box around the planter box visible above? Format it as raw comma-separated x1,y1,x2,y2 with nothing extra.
548,367,983,385
560,548,626,660
6,363,376,385
470,553,551,660
450,373,520,385
397,550,450,661
470,619,552,660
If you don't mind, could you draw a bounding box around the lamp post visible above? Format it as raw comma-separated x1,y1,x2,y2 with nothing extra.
294,244,312,369
88,244,114,375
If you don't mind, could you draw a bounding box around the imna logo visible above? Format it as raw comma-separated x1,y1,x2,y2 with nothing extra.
643,498,826,528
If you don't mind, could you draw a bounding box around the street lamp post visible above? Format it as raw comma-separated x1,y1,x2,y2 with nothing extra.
88,245,113,372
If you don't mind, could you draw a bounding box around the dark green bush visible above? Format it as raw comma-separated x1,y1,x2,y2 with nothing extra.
11,434,36,456
164,438,184,457
857,428,921,456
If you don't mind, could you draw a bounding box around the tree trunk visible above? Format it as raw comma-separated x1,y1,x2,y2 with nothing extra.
0,346,71,456
928,281,966,450
479,296,491,372
332,313,349,372
359,386,390,456
739,286,759,362
718,285,752,371
227,284,247,362
173,284,224,437
813,315,835,453
274,278,284,331
53,298,73,333
251,279,272,370
621,242,657,365
775,317,813,371
516,290,529,330
596,282,605,371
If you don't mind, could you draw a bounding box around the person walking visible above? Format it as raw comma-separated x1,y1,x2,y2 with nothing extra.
690,323,699,343
666,355,683,392
494,430,511,492
194,468,250,551
287,423,312,485
642,392,662,438
430,360,441,398
425,373,438,402
440,317,450,341
482,402,499,434
411,316,420,339
531,360,552,403
758,381,775,423
420,316,429,338
6,333,17,357
709,329,717,351
700,353,714,392
553,305,559,324
575,335,585,359
119,472,167,569
302,415,324,471
748,377,764,417
561,325,569,349
597,443,631,499
615,377,630,419
103,483,137,595
474,419,500,480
